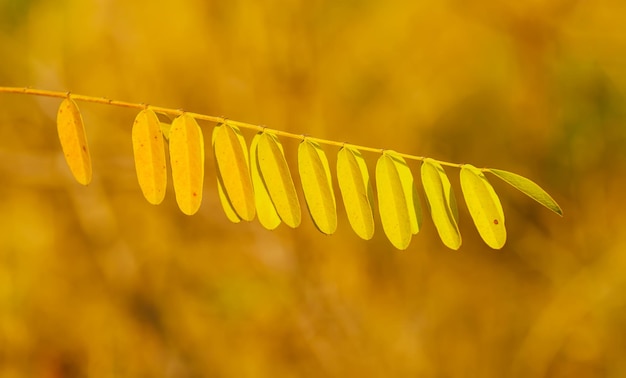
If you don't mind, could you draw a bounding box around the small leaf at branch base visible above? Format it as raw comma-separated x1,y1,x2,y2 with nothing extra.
336,146,375,240
250,133,281,230
376,153,412,250
460,164,506,249
169,114,204,215
487,168,563,216
298,138,337,235
421,159,461,250
257,132,301,228
132,109,167,205
212,124,255,221
56,98,92,185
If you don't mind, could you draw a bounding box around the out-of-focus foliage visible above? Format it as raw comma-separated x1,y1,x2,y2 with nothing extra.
1,0,626,376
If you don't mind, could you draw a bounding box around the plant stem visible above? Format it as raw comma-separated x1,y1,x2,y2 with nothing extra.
0,86,466,168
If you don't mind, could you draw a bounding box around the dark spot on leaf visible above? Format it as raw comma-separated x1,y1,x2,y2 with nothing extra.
494,219,499,225
193,192,197,197
82,146,87,152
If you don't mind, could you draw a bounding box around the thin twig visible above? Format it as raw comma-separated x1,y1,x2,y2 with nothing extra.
0,86,466,169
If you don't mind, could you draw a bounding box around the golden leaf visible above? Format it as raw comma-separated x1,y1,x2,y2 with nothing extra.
460,164,506,249
250,133,281,230
132,109,167,205
212,124,255,221
375,151,422,249
169,114,204,215
488,168,563,216
56,98,92,185
256,132,301,228
336,146,375,240
376,153,412,250
298,138,337,235
421,159,461,250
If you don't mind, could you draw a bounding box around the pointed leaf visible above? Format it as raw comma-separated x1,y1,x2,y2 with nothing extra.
460,164,506,249
487,169,563,216
56,98,92,185
376,153,412,250
212,124,255,221
169,114,204,215
336,146,375,240
298,138,337,235
257,132,301,228
421,159,461,250
132,109,167,205
250,133,281,230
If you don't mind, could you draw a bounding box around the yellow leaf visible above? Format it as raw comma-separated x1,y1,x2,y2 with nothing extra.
250,133,281,230
376,153,412,250
212,125,243,224
487,168,563,216
212,124,255,221
217,180,242,223
56,98,92,185
421,158,461,250
256,132,301,228
159,121,171,140
132,109,167,205
460,164,506,249
385,151,422,235
298,138,337,235
169,114,204,215
336,146,375,240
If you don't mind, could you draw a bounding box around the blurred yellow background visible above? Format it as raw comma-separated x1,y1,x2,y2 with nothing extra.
1,0,626,376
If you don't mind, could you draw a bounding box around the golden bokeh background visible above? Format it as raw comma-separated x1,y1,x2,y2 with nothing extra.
1,0,626,376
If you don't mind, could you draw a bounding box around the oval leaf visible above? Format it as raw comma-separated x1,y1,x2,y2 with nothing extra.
336,146,375,240
385,151,422,235
132,109,167,205
169,114,204,215
298,138,337,235
421,159,461,250
250,133,281,230
212,124,255,221
376,153,412,250
487,168,563,216
460,164,506,249
56,98,92,185
257,132,301,228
